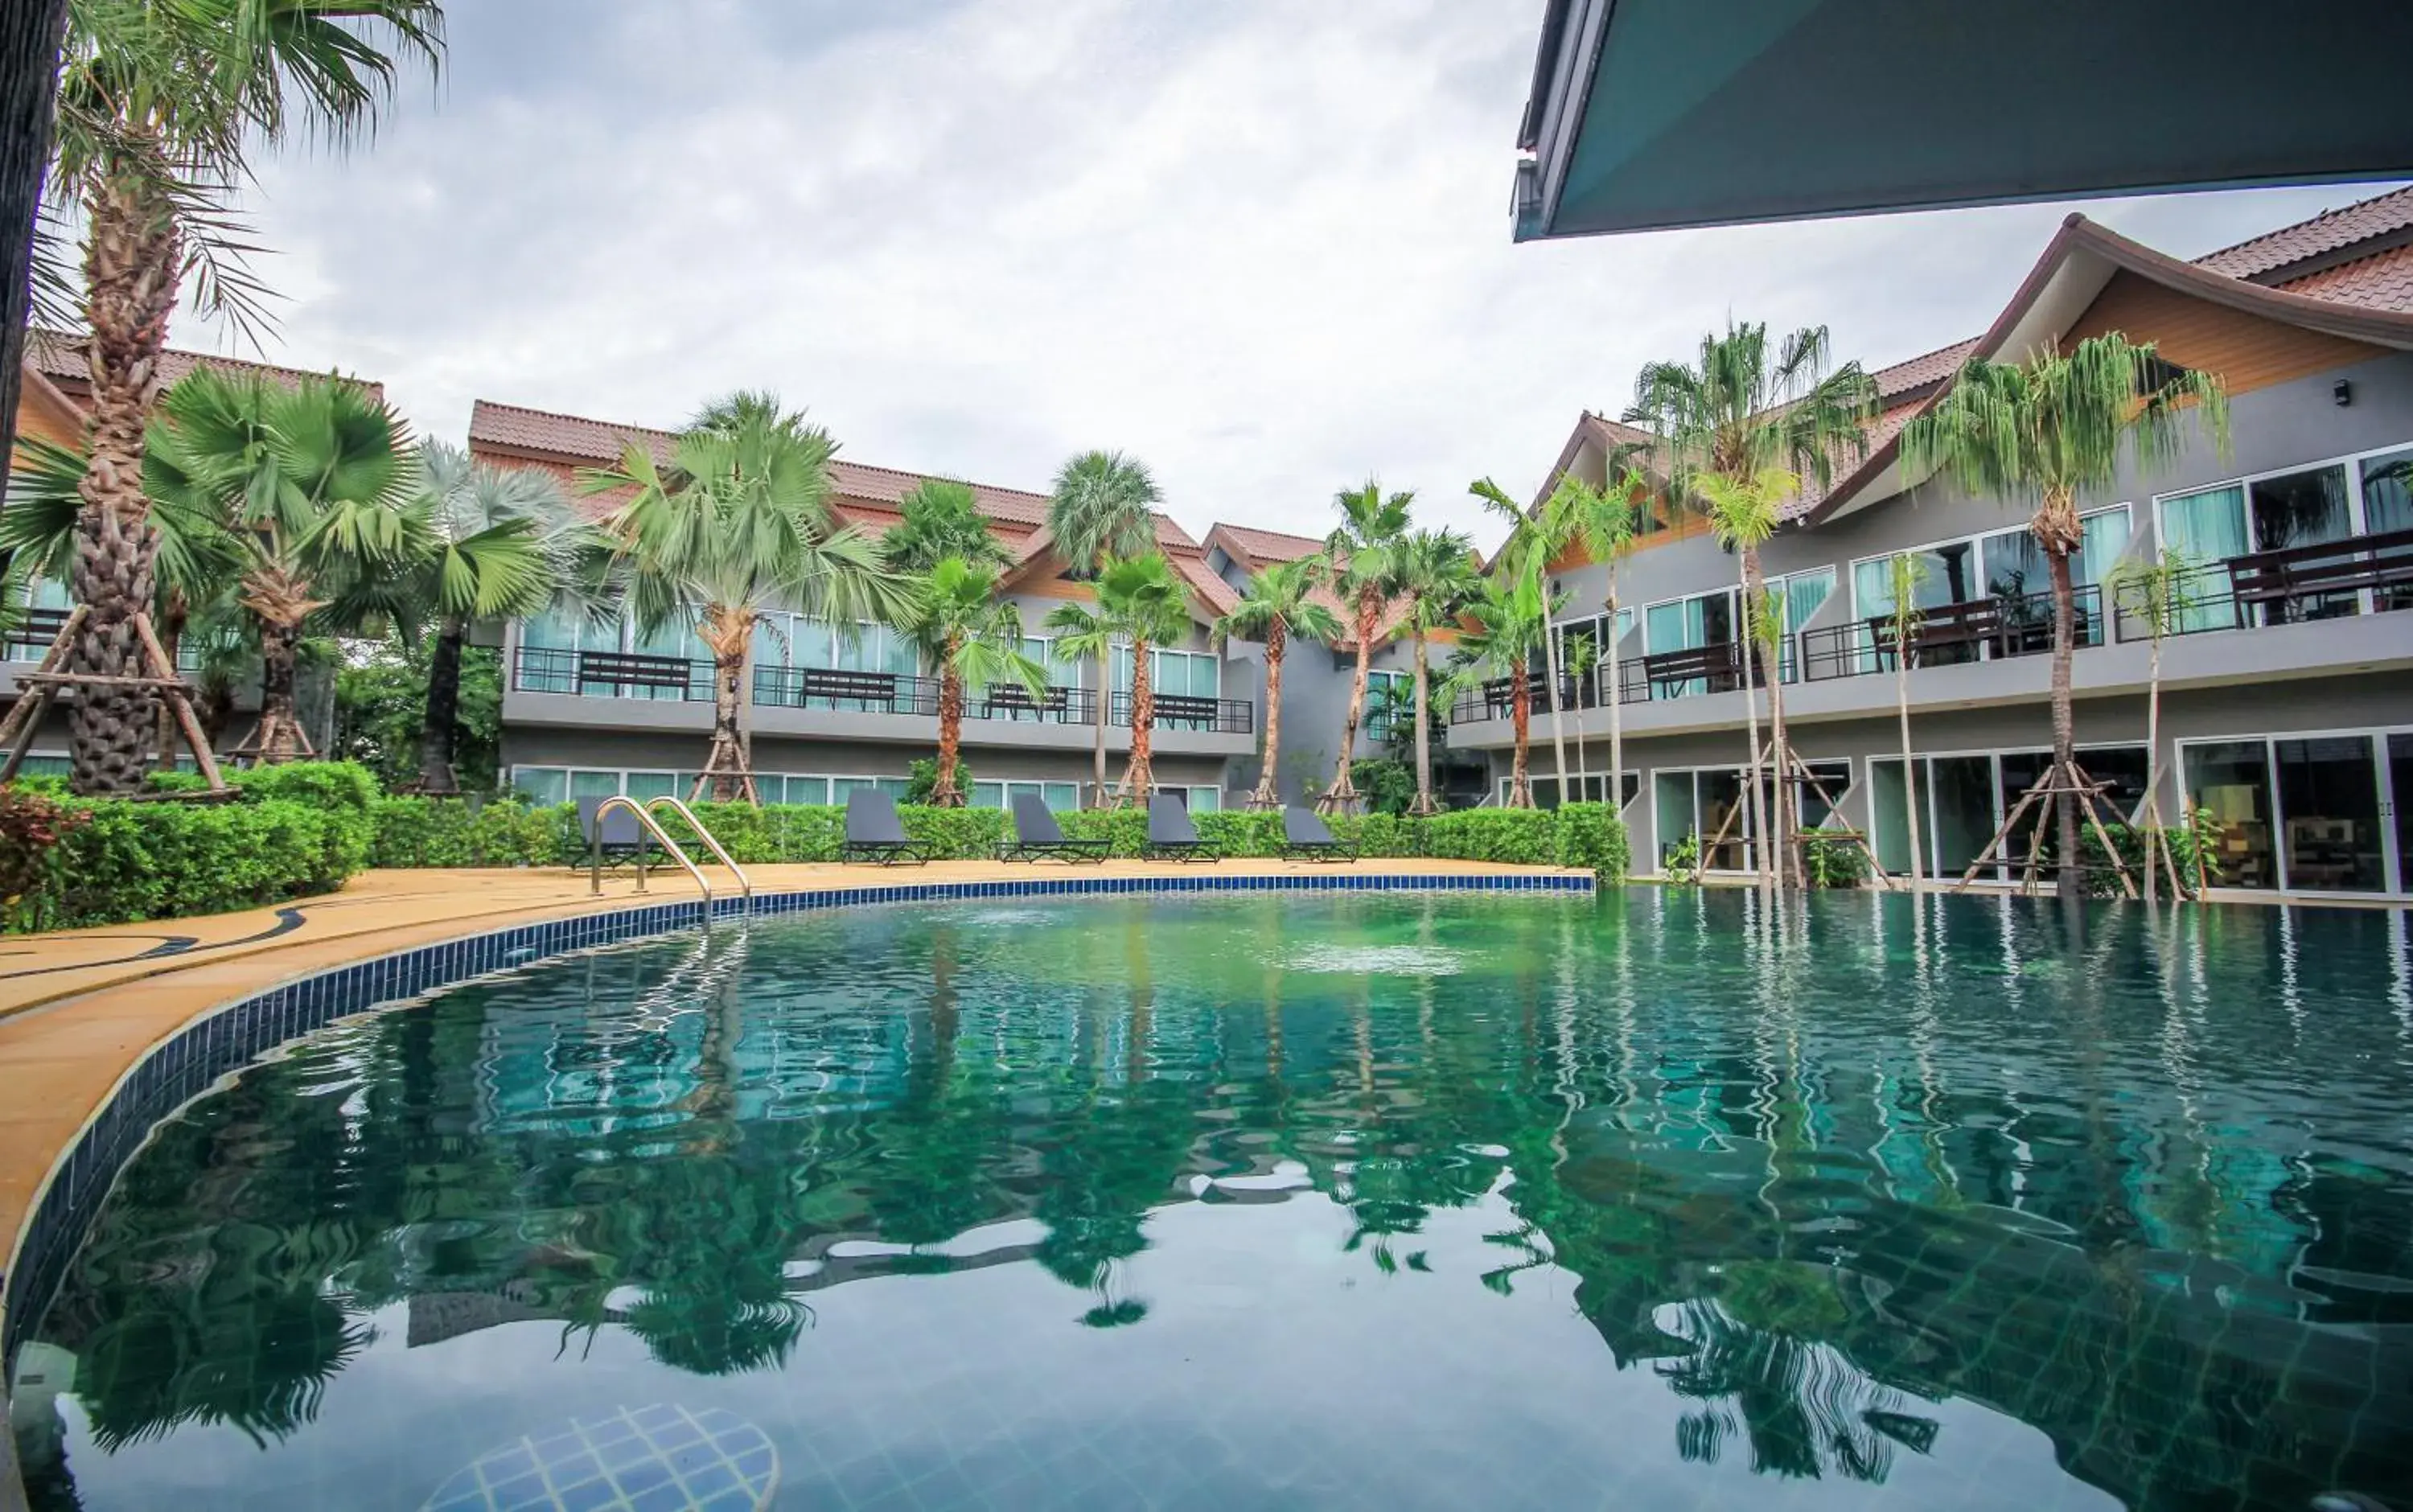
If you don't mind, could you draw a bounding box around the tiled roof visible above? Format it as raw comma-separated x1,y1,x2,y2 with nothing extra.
2271,242,2413,314
26,327,384,401
1207,523,1327,568
2193,186,2413,281
1869,337,1983,399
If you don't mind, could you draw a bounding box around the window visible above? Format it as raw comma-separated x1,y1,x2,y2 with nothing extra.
1852,509,2131,620
1112,645,1220,699
1524,772,1639,809
1156,784,1223,811
2156,442,2413,626
972,779,1082,811
1864,743,2148,879
1640,588,1739,697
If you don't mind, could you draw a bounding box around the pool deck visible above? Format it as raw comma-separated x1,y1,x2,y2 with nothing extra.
0,858,1585,1300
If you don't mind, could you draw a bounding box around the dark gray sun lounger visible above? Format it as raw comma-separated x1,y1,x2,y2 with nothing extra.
1144,793,1219,862
841,789,935,866
576,794,647,869
1002,792,1108,864
1282,805,1355,862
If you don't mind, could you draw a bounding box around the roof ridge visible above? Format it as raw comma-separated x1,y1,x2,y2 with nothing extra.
2191,184,2413,270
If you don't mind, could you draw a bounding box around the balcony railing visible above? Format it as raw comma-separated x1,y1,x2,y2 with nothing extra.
2113,527,2413,641
1798,584,2101,682
512,647,1097,724
1108,691,1252,734
2,608,70,664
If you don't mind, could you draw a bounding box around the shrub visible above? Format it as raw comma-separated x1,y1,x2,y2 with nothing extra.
1800,828,1872,889
1551,803,1629,879
902,758,973,806
230,760,381,812
1417,807,1558,864
1348,758,1416,817
369,797,559,869
0,789,84,921
1663,832,1703,885
3,795,373,933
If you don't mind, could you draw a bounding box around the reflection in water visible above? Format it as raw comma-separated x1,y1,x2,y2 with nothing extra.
10,890,2413,1511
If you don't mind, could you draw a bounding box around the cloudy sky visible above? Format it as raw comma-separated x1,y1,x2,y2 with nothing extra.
175,0,2402,549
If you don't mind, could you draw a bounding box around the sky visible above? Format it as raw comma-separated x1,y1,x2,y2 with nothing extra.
170,0,2406,552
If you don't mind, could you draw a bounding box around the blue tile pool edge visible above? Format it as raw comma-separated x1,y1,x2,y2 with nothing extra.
0,868,1593,1383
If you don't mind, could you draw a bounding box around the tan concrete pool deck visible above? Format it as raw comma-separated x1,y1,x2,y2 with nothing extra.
0,858,1586,1288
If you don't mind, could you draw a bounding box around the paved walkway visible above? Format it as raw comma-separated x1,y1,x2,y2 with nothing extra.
0,859,1585,1283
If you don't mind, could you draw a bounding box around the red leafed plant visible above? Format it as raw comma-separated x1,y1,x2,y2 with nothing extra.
0,787,87,929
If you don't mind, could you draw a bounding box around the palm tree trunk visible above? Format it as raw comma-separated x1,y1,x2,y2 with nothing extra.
419,615,467,795
1606,571,1624,818
708,646,746,802
67,158,183,795
256,619,305,762
153,592,187,769
934,649,967,806
1541,600,1569,808
1737,569,1767,885
1326,594,1378,807
1743,546,1795,888
1250,623,1285,807
1123,637,1155,801
1090,651,1109,807
2142,629,2163,904
2041,504,2082,894
1897,654,1923,894
1507,665,1531,807
1411,629,1434,814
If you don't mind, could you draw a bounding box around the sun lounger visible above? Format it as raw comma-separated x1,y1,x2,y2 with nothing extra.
1282,805,1355,862
1144,793,1218,862
841,790,935,865
1001,792,1109,864
576,795,647,869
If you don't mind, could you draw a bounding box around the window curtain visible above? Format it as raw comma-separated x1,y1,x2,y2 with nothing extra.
2075,508,2134,588
2160,485,2247,633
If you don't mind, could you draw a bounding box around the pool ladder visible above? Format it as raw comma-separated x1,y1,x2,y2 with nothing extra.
587,795,754,909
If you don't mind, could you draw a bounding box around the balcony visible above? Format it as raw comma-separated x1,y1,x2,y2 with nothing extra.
2111,527,2413,641
1798,583,2103,684
1108,690,1252,736
510,646,1097,724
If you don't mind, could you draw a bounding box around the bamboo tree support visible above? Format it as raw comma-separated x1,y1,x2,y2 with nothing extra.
1693,737,1892,891
228,705,318,766
686,732,761,806
0,606,228,791
1953,758,2136,898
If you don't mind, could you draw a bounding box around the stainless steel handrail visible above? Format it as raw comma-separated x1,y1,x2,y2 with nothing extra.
646,795,754,902
590,794,714,902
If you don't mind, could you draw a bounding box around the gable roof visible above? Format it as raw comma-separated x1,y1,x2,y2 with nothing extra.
1202,523,1326,572
467,397,1231,619
2195,185,2413,283
25,327,388,406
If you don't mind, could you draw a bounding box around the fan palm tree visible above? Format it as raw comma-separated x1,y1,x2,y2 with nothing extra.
1552,464,1648,812
1211,557,1342,810
1445,573,1560,808
1043,553,1190,805
1319,481,1412,811
1469,477,1573,807
582,392,915,803
1696,467,1794,887
44,0,443,792
900,556,1046,806
1046,450,1161,806
396,441,603,794
882,478,1009,573
1900,335,2228,893
1391,527,1478,816
1626,321,1879,887
147,368,420,762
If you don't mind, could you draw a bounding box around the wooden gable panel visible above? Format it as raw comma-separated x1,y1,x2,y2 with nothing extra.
2062,270,2387,394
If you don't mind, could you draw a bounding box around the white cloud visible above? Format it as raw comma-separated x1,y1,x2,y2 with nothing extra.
171,0,2404,551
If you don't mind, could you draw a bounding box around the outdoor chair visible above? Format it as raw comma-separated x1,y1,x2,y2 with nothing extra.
1001,793,1109,864
576,795,648,870
1143,794,1219,862
1282,806,1356,862
841,790,935,866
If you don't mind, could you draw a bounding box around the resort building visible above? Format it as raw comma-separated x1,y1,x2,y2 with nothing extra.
467,401,1264,811
1453,187,2413,901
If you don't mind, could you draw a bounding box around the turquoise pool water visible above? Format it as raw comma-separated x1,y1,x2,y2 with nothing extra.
8,889,2411,1511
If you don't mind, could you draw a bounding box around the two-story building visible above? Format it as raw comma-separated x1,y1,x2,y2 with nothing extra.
467,401,1260,811
1449,187,2413,902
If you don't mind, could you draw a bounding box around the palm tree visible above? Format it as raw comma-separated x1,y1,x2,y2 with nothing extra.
1211,557,1342,810
1695,467,1794,887
400,441,600,794
1557,465,1648,814
148,368,419,762
1319,481,1412,812
1044,553,1190,805
1626,321,1879,887
44,0,443,792
1470,477,1573,807
582,392,915,803
1900,335,2228,893
1046,450,1161,806
1883,552,1928,894
1391,527,1477,816
2107,548,2201,902
900,556,1046,806
1445,573,1560,808
882,478,1009,573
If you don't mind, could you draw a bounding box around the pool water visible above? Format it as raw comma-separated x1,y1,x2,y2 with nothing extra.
9,890,2412,1511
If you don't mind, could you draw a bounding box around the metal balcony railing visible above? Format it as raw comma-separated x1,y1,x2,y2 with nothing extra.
1108,691,1252,734
513,646,1100,724
1798,584,2102,682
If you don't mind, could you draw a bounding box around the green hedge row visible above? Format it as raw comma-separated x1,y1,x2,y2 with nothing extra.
0,760,1627,933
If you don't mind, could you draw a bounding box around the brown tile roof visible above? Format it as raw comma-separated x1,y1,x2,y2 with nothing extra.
1869,337,1983,399
2270,242,2413,313
2193,186,2413,281
1205,523,1328,569
27,327,385,402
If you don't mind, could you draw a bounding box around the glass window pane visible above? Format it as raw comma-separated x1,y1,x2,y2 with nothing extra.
623,772,674,801
2274,735,2384,892
1190,787,1220,813
1929,756,1997,877
1696,770,1749,872
2362,446,2413,536
568,770,621,800
513,766,568,806
2182,742,2275,890
972,782,1005,809
1042,782,1079,811
2250,464,2351,553
2077,507,2133,588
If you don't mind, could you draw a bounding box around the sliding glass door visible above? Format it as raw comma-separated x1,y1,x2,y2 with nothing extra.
2182,730,2408,896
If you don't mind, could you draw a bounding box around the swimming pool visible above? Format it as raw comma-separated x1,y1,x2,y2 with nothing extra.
7,889,2410,1510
